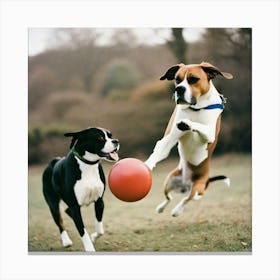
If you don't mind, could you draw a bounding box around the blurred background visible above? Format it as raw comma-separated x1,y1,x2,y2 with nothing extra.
28,28,251,165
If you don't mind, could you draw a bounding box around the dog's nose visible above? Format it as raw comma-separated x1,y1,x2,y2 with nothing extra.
175,86,187,104
112,139,119,145
175,86,185,97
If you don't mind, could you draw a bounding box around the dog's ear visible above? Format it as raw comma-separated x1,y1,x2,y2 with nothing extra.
64,129,90,149
200,62,233,80
160,64,183,80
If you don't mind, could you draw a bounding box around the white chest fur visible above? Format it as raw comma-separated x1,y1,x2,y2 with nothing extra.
177,109,210,165
74,159,104,206
145,83,223,170
174,87,222,165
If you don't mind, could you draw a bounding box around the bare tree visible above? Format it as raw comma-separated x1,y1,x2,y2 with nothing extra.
166,28,188,63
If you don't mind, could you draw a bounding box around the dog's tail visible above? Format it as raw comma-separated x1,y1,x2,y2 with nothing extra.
42,157,61,196
206,175,230,189
48,157,61,169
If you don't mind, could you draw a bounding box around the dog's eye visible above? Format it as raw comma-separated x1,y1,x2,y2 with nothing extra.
175,77,182,84
188,76,200,84
97,136,104,142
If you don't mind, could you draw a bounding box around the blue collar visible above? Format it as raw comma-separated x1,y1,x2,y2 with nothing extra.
189,103,224,111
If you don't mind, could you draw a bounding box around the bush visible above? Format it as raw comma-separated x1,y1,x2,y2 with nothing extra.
28,66,59,110
28,125,77,164
105,89,131,101
35,90,92,119
100,60,142,97
131,80,174,102
50,91,90,116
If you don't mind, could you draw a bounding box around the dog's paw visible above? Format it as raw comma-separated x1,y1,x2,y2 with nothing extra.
155,198,172,213
177,121,190,131
156,202,166,213
91,231,104,243
60,231,73,247
171,204,184,217
82,232,96,252
156,205,164,213
223,177,231,187
91,221,104,243
192,191,203,201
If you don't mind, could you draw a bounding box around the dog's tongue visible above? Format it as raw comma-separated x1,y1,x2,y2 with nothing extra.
110,151,119,161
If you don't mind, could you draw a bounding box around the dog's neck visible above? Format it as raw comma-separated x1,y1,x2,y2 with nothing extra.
72,147,100,165
189,81,221,109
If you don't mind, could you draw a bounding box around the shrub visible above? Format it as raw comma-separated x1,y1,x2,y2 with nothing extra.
28,66,59,110
131,80,174,102
28,124,77,164
38,90,92,119
100,60,142,97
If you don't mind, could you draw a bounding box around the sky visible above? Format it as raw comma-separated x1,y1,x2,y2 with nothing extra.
28,28,204,56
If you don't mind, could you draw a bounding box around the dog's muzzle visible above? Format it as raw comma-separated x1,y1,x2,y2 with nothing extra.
175,86,197,105
107,139,120,161
99,139,120,162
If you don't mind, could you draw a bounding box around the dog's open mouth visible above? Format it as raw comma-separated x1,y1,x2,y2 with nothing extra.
105,149,119,162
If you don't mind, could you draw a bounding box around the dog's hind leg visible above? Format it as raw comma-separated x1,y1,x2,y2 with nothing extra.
171,181,205,217
171,196,188,217
156,166,181,213
91,197,105,243
43,163,73,247
156,198,171,214
43,196,73,247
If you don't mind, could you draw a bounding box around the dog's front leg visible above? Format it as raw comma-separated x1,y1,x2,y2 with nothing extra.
177,119,216,143
145,129,184,170
91,197,104,243
69,205,95,252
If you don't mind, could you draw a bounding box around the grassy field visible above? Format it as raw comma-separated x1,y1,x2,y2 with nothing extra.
28,154,251,253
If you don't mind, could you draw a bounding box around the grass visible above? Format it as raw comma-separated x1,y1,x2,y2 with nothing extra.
28,153,251,253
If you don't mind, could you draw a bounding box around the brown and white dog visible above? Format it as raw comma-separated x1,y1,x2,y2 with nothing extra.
145,62,233,217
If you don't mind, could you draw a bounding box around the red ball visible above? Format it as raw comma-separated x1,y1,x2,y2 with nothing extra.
108,158,152,202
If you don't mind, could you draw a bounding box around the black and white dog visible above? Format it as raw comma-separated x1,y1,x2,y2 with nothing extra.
42,127,120,252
